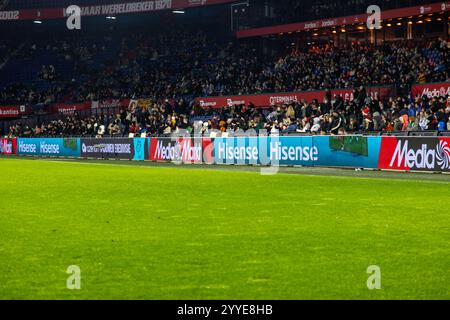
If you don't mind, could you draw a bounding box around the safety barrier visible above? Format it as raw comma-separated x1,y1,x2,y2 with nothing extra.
3,136,450,173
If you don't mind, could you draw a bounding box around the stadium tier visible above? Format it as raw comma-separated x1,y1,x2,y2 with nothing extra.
0,0,449,138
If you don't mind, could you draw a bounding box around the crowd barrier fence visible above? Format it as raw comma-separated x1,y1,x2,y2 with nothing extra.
2,136,450,173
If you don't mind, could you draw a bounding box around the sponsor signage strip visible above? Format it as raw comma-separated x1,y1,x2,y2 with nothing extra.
0,0,237,21
237,2,450,38
1,138,17,154
411,82,450,99
378,136,450,172
196,87,393,108
80,138,134,160
0,106,21,118
51,102,91,115
17,138,80,157
9,136,450,173
149,137,211,164
213,136,381,168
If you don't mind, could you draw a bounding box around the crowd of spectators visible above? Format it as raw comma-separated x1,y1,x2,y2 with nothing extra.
249,0,439,28
1,30,448,105
6,90,450,138
0,0,8,10
0,26,449,137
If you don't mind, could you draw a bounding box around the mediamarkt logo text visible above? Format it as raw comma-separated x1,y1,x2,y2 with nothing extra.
18,141,60,154
154,140,202,161
1,140,12,153
389,140,450,170
216,141,319,163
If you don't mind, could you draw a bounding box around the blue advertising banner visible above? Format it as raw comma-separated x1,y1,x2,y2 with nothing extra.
213,136,380,168
14,135,381,169
313,136,381,169
17,138,81,157
214,136,319,166
133,138,149,161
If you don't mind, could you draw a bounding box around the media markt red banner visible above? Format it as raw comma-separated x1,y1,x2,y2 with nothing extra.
150,137,212,164
378,137,450,173
0,106,20,118
411,82,450,99
51,102,91,115
196,86,393,108
1,138,17,155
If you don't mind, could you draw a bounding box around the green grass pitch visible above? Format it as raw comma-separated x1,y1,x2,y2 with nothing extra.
0,157,449,300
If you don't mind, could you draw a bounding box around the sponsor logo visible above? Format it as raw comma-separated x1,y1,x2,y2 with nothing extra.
217,143,259,161
99,99,124,108
304,22,318,29
420,6,432,14
270,142,319,162
269,95,298,105
153,140,201,161
389,140,450,170
57,107,78,114
18,141,37,154
199,100,217,108
0,107,19,117
82,143,131,154
1,140,12,154
226,98,245,107
40,141,60,154
436,140,450,169
18,140,61,154
419,86,450,98
321,19,336,27
188,0,207,6
216,141,319,162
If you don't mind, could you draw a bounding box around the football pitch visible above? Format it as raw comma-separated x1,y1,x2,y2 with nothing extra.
0,157,449,300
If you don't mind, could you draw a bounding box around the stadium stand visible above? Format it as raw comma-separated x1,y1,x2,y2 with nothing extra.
243,0,441,28
0,1,449,137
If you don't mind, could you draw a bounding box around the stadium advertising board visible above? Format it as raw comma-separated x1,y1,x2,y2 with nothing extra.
332,87,393,102
314,136,382,169
378,137,450,173
80,138,134,160
0,106,20,118
149,137,212,164
92,99,131,109
411,82,450,99
51,102,91,115
11,136,450,173
1,138,17,155
133,138,150,161
196,86,393,108
17,138,81,157
213,136,381,168
0,0,237,21
213,137,318,166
